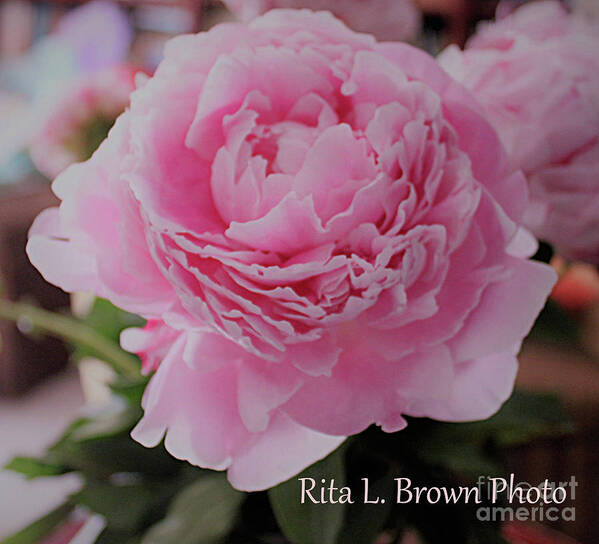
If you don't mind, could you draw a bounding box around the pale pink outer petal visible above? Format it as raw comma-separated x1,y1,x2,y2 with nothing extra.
449,257,557,363
27,114,175,316
131,331,344,491
281,344,454,436
226,412,345,491
121,320,180,374
405,348,519,421
27,208,98,292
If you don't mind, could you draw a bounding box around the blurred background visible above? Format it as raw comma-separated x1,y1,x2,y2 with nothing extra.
0,1,597,543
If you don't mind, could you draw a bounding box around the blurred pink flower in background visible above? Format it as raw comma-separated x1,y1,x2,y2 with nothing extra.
28,10,555,491
439,1,599,263
54,0,132,74
550,258,599,312
29,65,139,179
222,0,422,41
0,1,133,180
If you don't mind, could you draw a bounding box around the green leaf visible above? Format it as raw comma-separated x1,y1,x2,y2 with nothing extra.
34,408,184,480
4,456,68,479
32,399,180,479
141,473,244,544
268,447,347,544
110,377,149,406
95,530,140,544
72,473,192,535
3,417,95,480
72,480,154,533
67,402,142,443
337,471,394,544
526,300,579,348
70,297,145,370
415,432,501,477
79,298,145,344
392,390,573,478
481,389,574,446
0,502,73,544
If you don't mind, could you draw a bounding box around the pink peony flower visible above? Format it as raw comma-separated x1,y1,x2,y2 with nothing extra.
222,0,422,41
28,10,555,491
439,1,599,263
30,65,139,179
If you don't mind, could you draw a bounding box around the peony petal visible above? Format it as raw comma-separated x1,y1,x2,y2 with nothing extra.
27,233,98,293
132,334,248,470
406,348,519,421
449,256,556,362
227,413,345,492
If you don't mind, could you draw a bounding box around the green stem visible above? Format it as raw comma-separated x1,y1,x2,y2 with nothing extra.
0,299,141,379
